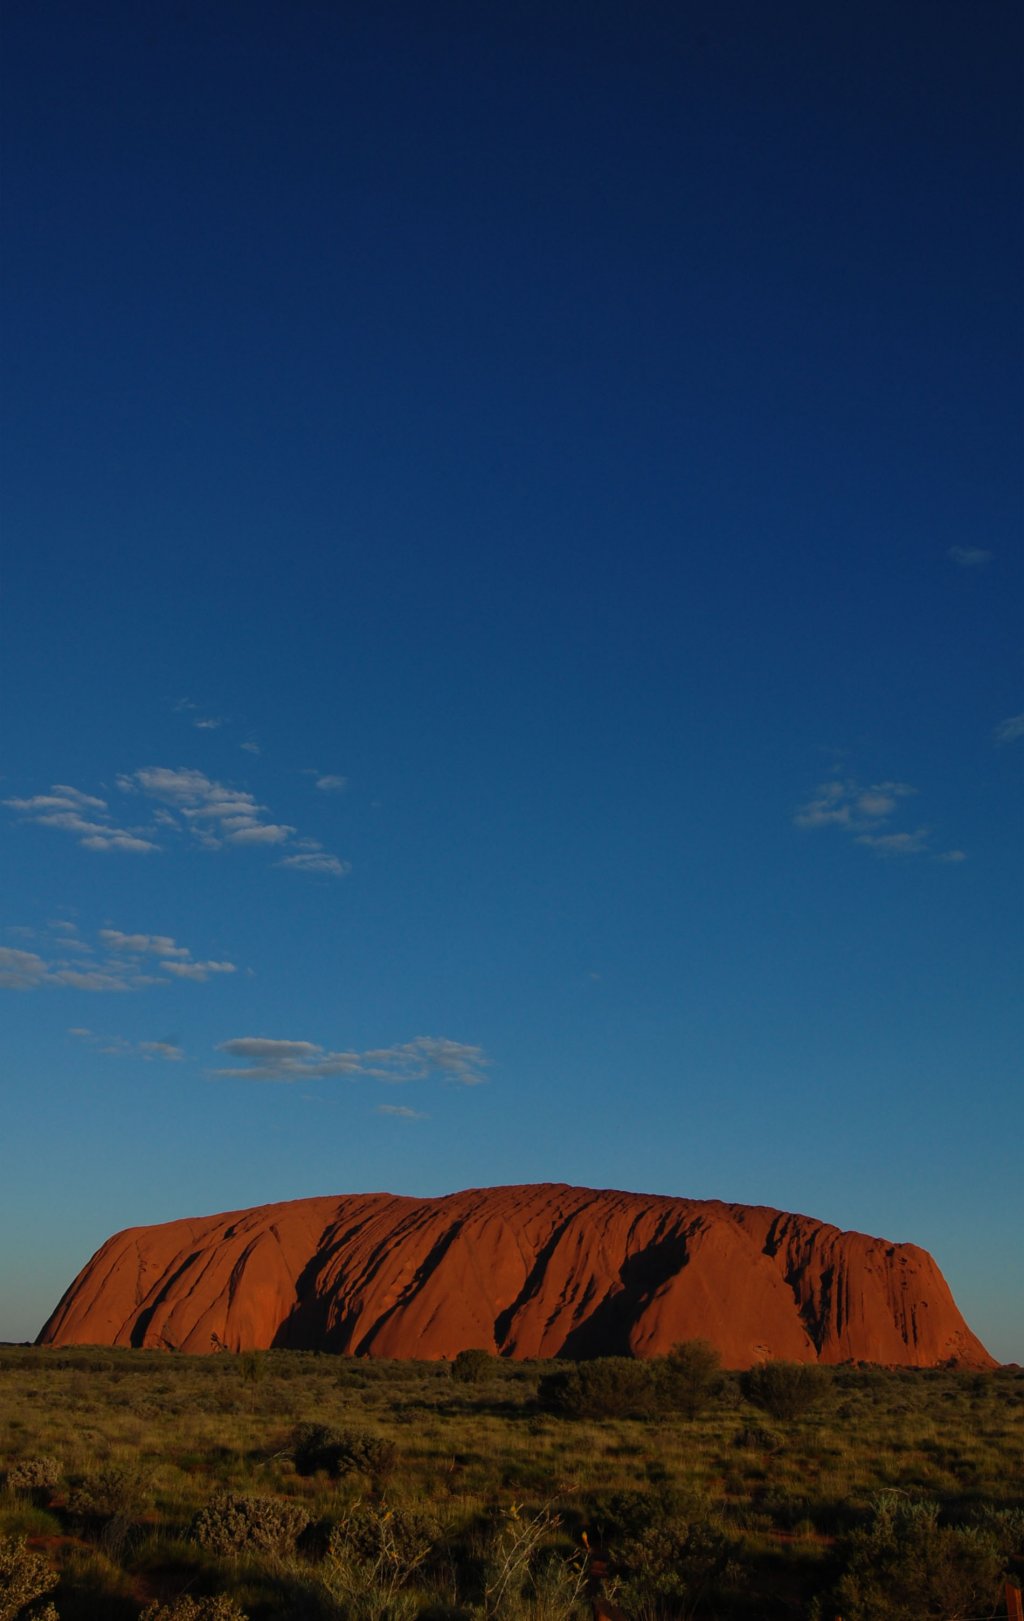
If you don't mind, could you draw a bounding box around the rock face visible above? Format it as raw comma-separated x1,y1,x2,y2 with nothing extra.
37,1183,994,1367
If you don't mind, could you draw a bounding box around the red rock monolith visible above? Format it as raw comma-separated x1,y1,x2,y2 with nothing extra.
37,1183,994,1367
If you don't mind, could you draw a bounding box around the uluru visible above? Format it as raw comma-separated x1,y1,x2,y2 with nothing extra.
37,1183,994,1368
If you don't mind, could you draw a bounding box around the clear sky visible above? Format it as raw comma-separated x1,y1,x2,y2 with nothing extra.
1,1,1021,1362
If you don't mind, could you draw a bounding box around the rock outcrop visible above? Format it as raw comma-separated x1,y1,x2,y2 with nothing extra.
37,1183,994,1367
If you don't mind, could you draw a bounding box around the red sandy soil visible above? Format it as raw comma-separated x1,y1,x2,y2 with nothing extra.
37,1183,995,1368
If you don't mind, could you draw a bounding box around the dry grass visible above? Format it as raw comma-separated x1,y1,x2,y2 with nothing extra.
0,1348,1021,1619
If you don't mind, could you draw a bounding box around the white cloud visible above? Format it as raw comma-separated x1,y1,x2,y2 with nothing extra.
363,1037,489,1085
854,827,931,857
70,1027,185,1061
276,851,350,876
3,786,159,853
993,712,1024,746
240,741,261,755
118,765,346,872
937,849,968,863
226,822,294,845
794,774,949,859
0,947,48,989
794,779,916,832
315,775,347,793
162,960,236,982
100,930,191,959
947,546,993,566
2,922,238,992
377,1104,428,1120
193,718,223,730
213,1034,489,1087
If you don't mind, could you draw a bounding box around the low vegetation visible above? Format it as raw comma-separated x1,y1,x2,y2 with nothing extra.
0,1344,1020,1619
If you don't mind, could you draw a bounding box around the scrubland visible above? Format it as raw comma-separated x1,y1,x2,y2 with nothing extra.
1,1344,1021,1620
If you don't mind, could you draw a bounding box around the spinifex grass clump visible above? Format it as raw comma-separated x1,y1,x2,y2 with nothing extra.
190,1492,310,1558
0,1532,59,1621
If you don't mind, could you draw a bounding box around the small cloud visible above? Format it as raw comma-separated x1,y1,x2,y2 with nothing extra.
193,718,223,730
213,1033,489,1087
947,546,993,567
3,923,238,992
315,775,347,793
3,785,158,853
794,772,948,860
240,741,261,755
70,1027,185,1061
100,930,191,959
118,765,345,870
854,827,931,857
276,851,350,876
49,919,78,934
225,822,294,846
0,947,48,989
993,712,1024,746
937,849,968,863
162,959,236,982
377,1104,428,1120
362,1037,490,1086
794,779,915,832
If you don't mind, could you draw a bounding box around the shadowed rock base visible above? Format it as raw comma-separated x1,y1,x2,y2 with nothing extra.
37,1183,994,1368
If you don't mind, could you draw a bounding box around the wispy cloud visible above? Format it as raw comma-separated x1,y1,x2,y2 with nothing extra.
315,774,347,793
377,1104,428,1120
993,712,1024,746
213,1034,489,1086
947,545,993,567
118,765,346,873
161,960,236,982
794,779,916,832
99,930,191,959
276,851,350,875
1,922,236,992
70,1028,185,1061
794,774,959,861
854,827,931,857
3,785,158,853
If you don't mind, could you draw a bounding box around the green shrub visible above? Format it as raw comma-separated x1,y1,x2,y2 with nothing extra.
190,1492,310,1557
739,1359,829,1421
655,1341,724,1418
0,1533,58,1621
291,1424,398,1484
451,1349,494,1385
322,1503,437,1618
538,1359,657,1419
832,1496,1004,1621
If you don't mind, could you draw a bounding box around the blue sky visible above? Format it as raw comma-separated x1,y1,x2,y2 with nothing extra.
1,1,1021,1361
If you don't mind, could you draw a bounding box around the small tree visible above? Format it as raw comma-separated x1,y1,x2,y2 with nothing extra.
656,1340,724,1418
451,1347,495,1384
739,1359,828,1421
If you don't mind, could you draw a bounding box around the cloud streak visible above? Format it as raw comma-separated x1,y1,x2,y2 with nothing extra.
947,546,993,567
3,785,158,853
213,1034,489,1086
1,921,237,992
993,712,1024,746
70,1028,185,1061
794,774,961,861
